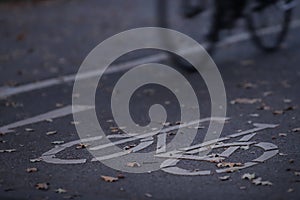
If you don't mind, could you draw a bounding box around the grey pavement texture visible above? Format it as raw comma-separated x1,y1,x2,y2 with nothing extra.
0,0,300,200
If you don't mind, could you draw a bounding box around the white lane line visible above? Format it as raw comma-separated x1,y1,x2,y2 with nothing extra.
0,105,94,134
1,19,300,99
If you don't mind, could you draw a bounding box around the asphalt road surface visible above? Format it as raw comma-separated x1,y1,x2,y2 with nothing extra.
0,1,300,200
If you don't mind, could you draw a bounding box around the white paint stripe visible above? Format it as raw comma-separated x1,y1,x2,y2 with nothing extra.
0,105,94,133
1,19,300,99
156,132,167,154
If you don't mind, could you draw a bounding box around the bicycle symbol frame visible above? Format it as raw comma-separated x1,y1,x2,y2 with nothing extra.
41,118,279,176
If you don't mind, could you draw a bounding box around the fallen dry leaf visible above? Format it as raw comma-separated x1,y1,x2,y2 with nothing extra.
55,188,67,194
273,110,284,115
46,131,57,135
238,82,257,89
117,174,125,179
217,162,243,168
219,175,230,181
0,149,16,153
284,106,297,111
230,98,261,105
30,158,42,163
70,121,80,125
294,172,300,176
239,186,246,190
242,173,256,180
145,193,152,198
257,104,271,110
127,161,141,167
45,119,53,123
283,99,292,103
76,143,89,149
252,177,272,186
35,183,49,190
123,144,136,150
278,133,287,137
25,128,34,132
287,188,294,193
292,127,300,132
26,167,38,173
101,175,118,182
51,141,64,145
263,91,273,97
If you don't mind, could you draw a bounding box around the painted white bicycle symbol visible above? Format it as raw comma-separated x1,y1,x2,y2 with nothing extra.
41,118,279,176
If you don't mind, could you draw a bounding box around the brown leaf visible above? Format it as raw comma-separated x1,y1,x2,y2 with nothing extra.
278,133,287,137
287,188,294,193
51,141,64,145
294,172,300,176
0,149,16,153
35,183,49,190
55,188,67,194
76,143,89,149
257,104,271,110
242,173,256,180
284,106,297,111
219,175,230,181
231,98,261,105
273,110,284,115
238,82,257,89
117,174,125,179
145,193,152,198
101,175,118,182
46,131,57,135
263,91,273,97
26,167,38,173
30,158,42,163
126,161,141,167
292,128,300,132
217,162,243,168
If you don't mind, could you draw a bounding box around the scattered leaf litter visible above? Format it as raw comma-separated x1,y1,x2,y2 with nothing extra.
217,162,243,168
0,149,16,153
242,173,272,186
252,177,273,186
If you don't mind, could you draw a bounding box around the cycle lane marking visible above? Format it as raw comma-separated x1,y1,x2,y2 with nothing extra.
40,121,277,169
0,19,299,99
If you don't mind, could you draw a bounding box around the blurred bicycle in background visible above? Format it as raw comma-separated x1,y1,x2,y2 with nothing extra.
157,0,296,70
